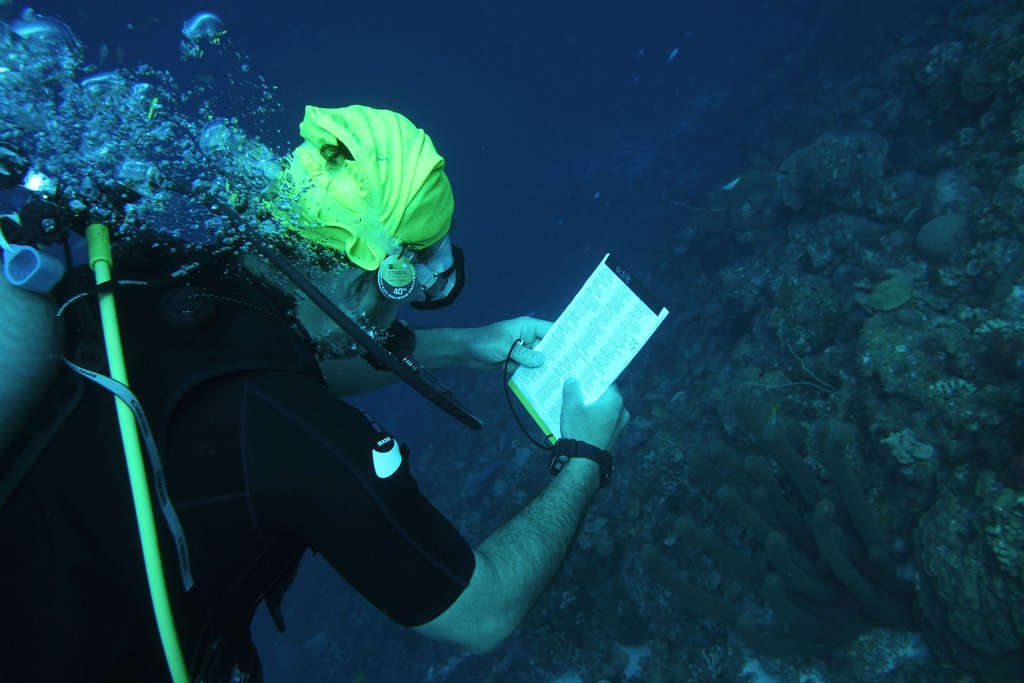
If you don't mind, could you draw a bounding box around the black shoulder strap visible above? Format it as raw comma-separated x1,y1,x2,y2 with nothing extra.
54,254,323,453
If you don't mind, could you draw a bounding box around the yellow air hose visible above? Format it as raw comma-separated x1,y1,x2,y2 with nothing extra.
85,224,190,683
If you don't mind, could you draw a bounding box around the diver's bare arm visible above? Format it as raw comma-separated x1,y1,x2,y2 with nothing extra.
415,319,548,371
320,320,545,395
411,327,469,369
412,457,601,653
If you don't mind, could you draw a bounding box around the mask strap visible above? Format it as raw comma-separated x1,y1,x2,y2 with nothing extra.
410,245,465,311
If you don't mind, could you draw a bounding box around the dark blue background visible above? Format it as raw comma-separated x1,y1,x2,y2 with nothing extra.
28,0,914,327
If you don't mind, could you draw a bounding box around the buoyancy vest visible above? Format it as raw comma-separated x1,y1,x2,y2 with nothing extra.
0,249,325,682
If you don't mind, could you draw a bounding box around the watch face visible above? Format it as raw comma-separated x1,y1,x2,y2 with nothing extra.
549,453,571,476
549,440,613,486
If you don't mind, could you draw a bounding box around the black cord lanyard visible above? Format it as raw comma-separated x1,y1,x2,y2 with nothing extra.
501,339,554,451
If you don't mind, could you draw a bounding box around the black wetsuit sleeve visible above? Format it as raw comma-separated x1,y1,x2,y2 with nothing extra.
230,370,475,627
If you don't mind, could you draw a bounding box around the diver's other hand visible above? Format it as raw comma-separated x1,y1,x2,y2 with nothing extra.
463,316,551,370
559,379,629,452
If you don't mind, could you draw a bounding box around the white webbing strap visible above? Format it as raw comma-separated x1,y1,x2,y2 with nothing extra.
63,357,195,591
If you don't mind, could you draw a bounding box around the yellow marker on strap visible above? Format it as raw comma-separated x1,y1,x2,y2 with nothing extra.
85,222,112,269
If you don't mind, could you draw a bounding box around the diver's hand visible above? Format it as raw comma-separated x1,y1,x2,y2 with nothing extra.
462,316,551,370
559,379,629,452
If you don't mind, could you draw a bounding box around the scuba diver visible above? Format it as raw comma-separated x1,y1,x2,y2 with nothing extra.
0,103,630,682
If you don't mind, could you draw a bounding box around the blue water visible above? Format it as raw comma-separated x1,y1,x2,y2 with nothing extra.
29,0,912,327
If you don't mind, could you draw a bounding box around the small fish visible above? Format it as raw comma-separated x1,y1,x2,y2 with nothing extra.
667,47,679,63
594,191,601,200
721,176,741,191
97,43,108,68
637,47,645,58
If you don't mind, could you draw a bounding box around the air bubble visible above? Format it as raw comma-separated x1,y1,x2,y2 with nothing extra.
80,71,119,98
181,12,224,43
179,12,225,59
199,118,241,153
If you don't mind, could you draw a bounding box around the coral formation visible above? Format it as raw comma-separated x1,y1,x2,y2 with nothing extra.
622,2,1024,681
644,405,914,658
916,475,1024,683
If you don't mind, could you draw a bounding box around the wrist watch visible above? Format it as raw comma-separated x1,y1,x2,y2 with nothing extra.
549,438,614,487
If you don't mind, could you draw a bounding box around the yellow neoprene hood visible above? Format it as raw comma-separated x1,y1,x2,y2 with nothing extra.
275,105,454,271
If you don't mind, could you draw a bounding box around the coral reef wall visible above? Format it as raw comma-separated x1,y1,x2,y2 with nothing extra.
619,1,1024,681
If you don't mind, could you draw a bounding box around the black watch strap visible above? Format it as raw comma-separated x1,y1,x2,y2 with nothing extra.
549,438,613,487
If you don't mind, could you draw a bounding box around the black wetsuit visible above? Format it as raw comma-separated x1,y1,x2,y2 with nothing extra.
0,252,474,683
